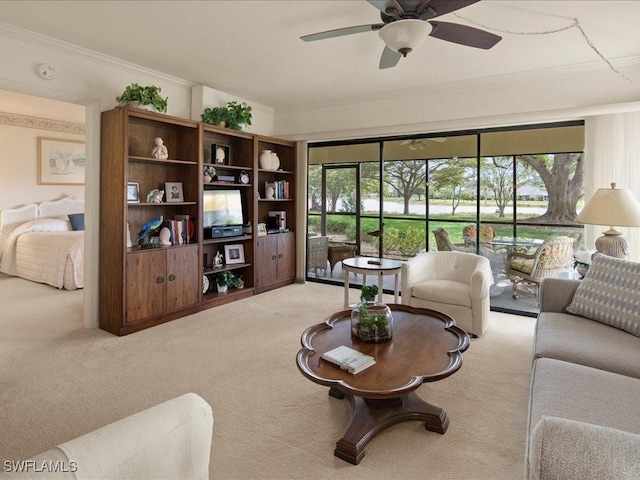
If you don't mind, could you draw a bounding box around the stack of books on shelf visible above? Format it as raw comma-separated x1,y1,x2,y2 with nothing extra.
162,215,195,245
321,345,375,374
265,180,290,199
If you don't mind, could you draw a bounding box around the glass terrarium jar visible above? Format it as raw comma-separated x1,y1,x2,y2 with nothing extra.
351,301,393,343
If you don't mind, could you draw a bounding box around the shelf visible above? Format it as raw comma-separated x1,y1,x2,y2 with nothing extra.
207,164,251,171
202,286,253,303
259,168,294,175
258,198,293,202
205,182,252,188
127,202,198,207
203,262,252,275
126,243,197,254
129,155,198,165
203,235,252,245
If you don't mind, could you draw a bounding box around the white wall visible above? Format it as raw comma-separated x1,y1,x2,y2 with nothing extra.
0,91,85,211
585,112,640,261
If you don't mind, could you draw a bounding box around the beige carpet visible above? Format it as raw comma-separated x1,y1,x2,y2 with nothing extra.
0,273,534,479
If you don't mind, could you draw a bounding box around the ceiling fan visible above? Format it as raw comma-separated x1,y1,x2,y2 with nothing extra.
400,138,447,150
301,0,501,69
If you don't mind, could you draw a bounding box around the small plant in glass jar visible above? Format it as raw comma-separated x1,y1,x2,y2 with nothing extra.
351,285,393,343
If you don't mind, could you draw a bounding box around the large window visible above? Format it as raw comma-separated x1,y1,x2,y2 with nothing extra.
307,122,585,316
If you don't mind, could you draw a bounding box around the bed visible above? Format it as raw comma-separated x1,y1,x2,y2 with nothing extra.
0,195,84,290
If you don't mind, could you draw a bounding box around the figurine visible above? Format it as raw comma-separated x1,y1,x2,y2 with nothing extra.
214,250,224,268
147,189,164,203
215,147,226,164
137,216,164,244
151,137,169,160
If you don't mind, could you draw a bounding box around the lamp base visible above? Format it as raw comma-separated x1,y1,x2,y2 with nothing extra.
595,231,629,258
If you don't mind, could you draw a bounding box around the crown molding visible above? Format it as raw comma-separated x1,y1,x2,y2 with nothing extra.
0,111,85,134
0,22,195,88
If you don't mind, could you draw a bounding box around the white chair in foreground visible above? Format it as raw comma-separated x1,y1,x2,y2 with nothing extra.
401,251,494,337
1,393,213,480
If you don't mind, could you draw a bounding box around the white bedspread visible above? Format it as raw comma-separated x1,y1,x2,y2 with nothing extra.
0,219,84,289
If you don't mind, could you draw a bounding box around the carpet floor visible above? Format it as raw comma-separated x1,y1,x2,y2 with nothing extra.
0,273,534,479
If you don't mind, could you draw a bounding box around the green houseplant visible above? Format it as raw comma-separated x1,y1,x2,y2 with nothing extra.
215,271,237,294
351,284,393,343
201,107,228,127
116,83,168,113
201,101,252,131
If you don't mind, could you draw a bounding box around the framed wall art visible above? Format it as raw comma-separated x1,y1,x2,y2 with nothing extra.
165,182,184,202
224,244,245,265
38,137,85,185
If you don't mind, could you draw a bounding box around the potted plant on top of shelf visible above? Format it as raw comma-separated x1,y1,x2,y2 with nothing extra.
116,83,168,113
201,101,252,131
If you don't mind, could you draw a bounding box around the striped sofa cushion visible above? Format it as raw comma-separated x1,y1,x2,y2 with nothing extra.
567,254,640,336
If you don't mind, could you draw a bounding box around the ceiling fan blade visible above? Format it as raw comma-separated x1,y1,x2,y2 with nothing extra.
428,21,501,49
426,0,481,18
379,46,402,69
301,24,383,42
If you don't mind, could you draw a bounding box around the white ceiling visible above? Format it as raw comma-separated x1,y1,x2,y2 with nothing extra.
1,0,640,113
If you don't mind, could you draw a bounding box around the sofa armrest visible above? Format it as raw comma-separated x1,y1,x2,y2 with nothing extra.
2,393,213,480
401,253,435,291
539,278,581,313
529,416,640,480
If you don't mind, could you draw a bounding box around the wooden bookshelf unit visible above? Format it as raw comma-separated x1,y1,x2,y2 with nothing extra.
99,107,297,335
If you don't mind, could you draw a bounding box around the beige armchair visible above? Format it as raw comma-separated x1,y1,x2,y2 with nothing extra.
401,251,494,337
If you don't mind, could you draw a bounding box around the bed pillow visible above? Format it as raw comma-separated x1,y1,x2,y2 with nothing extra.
68,213,85,231
567,254,640,336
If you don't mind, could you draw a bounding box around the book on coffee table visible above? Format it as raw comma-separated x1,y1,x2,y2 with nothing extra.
321,345,375,374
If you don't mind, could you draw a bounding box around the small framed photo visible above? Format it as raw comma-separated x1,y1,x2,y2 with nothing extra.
224,244,245,265
127,182,140,203
257,222,267,237
165,182,184,202
212,144,230,165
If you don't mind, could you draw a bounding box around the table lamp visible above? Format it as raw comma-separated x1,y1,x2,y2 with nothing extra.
575,182,640,258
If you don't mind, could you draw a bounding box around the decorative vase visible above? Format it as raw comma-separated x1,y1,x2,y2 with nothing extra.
351,301,393,343
259,150,280,170
260,150,274,170
577,264,588,278
270,151,280,170
128,101,158,113
217,284,228,294
203,174,212,183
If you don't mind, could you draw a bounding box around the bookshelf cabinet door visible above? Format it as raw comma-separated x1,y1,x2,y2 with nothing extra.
166,245,199,312
278,232,295,280
126,250,166,324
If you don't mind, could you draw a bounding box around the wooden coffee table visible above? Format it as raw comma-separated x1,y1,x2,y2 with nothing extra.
296,304,470,464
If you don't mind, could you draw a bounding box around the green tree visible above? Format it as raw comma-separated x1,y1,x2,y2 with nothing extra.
326,169,353,213
430,158,475,215
384,160,427,214
519,153,584,223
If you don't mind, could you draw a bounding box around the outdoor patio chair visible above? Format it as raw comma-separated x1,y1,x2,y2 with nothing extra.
307,235,329,276
507,235,575,300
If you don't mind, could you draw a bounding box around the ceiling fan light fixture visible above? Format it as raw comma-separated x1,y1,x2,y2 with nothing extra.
378,19,427,56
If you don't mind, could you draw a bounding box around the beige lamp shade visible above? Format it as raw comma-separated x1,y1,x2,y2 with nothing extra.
575,182,640,257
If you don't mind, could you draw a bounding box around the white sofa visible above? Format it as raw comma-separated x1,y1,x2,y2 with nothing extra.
401,251,494,337
0,393,213,479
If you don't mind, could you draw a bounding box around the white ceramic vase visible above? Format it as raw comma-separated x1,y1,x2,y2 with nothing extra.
259,150,280,170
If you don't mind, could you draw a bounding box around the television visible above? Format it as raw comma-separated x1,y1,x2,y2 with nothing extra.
203,189,245,228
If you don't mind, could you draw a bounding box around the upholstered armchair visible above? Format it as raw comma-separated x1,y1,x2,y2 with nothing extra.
401,251,494,337
507,236,575,299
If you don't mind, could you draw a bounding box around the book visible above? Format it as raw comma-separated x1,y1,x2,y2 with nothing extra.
321,345,375,374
